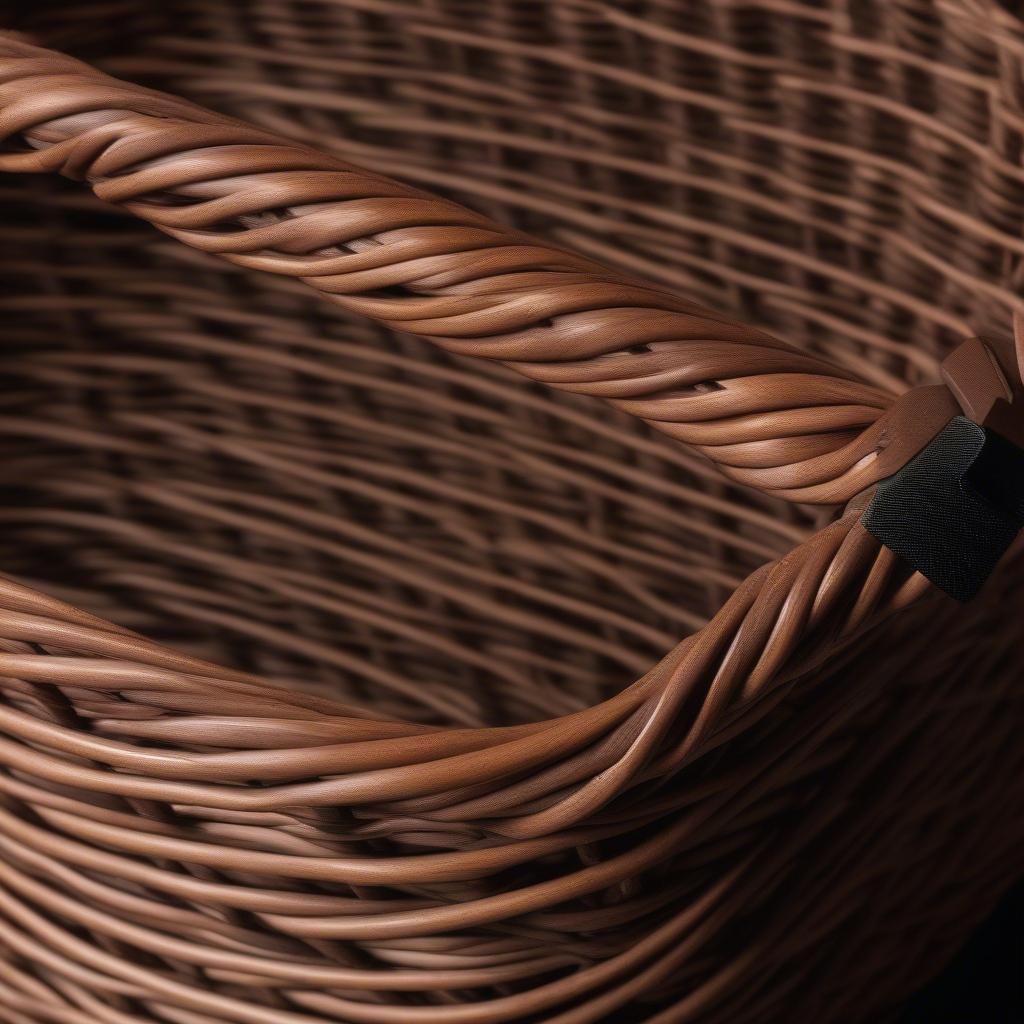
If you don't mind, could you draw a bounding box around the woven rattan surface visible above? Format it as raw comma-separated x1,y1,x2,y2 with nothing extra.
0,3,1023,1023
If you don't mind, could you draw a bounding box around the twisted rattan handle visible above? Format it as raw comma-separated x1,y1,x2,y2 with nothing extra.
0,36,953,505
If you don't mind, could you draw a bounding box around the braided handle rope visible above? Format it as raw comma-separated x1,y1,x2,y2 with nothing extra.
0,35,942,505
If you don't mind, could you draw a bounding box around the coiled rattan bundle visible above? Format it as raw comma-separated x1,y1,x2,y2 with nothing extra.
0,4,1023,1023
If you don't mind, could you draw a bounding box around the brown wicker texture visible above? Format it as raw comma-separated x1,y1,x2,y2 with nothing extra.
0,3,1022,1023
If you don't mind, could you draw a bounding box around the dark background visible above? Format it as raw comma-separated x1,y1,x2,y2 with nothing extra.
900,885,1024,1022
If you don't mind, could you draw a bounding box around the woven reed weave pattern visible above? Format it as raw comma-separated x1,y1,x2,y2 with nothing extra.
0,3,1023,1024
0,43,923,506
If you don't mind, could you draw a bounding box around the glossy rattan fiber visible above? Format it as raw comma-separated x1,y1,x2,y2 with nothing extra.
0,3,1023,1023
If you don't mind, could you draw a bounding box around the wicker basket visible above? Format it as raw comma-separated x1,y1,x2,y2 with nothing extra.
0,3,1023,1022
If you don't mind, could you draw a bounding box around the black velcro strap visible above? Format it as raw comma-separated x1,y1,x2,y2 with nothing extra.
862,416,1024,602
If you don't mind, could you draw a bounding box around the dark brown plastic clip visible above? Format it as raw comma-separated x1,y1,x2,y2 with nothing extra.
862,337,1024,601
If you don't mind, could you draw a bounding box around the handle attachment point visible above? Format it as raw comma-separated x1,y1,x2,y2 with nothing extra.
861,337,1024,601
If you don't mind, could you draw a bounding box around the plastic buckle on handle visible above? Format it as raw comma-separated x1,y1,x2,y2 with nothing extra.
861,338,1024,602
